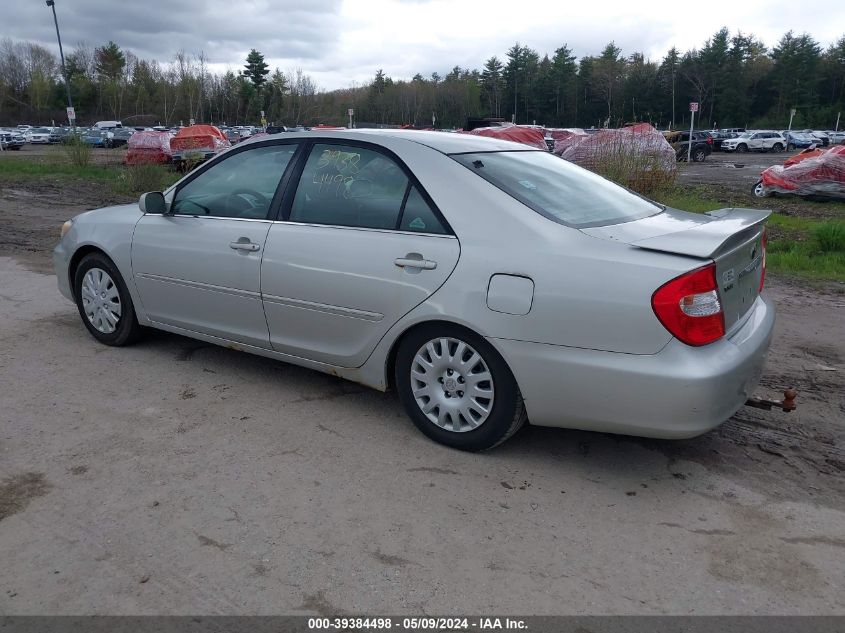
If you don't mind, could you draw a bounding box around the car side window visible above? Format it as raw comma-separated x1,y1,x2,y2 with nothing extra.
171,144,297,219
399,186,447,234
290,144,409,230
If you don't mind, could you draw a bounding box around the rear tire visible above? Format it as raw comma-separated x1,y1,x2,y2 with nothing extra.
692,149,706,162
73,252,143,346
753,180,768,198
394,325,526,451
772,143,784,152
787,143,795,151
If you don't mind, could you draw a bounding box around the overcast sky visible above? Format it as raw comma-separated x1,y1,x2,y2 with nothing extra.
4,0,842,90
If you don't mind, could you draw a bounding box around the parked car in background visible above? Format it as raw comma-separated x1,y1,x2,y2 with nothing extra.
105,128,135,148
223,129,241,144
94,120,123,130
708,130,736,151
804,130,830,147
81,129,108,147
49,127,73,144
721,131,785,153
53,130,774,451
1,129,26,150
663,130,712,161
782,131,819,150
828,131,845,145
25,127,52,144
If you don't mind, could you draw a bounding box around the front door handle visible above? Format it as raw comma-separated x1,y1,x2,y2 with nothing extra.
230,240,260,252
395,257,437,270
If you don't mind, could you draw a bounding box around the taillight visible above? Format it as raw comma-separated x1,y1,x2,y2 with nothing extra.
652,263,725,346
707,136,713,145
759,227,767,292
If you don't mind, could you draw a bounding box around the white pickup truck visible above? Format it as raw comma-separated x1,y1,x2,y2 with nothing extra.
722,131,786,153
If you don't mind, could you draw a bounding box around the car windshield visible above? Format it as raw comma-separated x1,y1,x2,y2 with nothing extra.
32,127,50,133
452,150,662,228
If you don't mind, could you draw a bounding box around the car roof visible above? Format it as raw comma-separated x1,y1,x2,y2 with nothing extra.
253,129,536,154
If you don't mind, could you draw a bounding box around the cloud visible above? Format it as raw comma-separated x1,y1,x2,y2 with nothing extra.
3,0,842,91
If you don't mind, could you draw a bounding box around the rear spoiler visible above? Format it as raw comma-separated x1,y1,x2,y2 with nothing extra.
630,208,771,259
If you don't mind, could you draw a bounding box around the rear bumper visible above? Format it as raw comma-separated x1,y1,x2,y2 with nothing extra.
491,294,775,439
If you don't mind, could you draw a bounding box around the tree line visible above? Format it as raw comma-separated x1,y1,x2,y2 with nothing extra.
1,28,844,130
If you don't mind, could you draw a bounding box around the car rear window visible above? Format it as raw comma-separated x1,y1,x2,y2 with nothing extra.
452,150,661,228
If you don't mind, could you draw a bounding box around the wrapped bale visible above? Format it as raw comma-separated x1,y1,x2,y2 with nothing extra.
466,125,548,150
559,123,676,194
549,128,589,155
760,146,845,198
170,125,230,163
124,130,173,165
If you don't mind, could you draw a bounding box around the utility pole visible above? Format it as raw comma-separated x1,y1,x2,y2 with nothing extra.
46,0,75,127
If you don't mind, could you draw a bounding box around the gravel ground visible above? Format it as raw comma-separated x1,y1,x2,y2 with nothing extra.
0,151,844,615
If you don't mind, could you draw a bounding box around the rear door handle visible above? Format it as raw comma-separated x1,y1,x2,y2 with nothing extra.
395,257,437,270
230,241,260,252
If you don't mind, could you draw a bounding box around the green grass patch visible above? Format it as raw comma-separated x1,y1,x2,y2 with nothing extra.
651,188,725,213
768,245,845,281
0,159,180,193
0,159,121,182
652,185,845,281
815,221,845,252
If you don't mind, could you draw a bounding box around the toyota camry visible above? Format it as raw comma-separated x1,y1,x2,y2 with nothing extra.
54,130,773,451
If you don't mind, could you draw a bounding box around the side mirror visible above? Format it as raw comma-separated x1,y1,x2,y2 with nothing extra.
139,191,167,215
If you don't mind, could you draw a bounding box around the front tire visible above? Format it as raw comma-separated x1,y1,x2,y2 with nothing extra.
737,143,748,153
753,180,768,198
74,252,143,346
395,325,526,451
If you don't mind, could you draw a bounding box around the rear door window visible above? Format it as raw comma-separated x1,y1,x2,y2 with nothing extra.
290,143,447,233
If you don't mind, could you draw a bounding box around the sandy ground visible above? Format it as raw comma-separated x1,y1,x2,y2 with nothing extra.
0,152,844,615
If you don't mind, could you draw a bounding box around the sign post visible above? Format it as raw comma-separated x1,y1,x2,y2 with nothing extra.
688,102,698,162
347,108,354,129
788,108,796,136
66,106,76,126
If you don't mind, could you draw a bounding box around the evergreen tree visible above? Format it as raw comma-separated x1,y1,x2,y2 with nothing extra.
243,49,270,90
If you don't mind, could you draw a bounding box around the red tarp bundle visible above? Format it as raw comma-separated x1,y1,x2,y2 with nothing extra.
124,130,173,165
556,123,677,173
548,128,589,155
760,145,845,198
170,125,230,153
465,125,548,150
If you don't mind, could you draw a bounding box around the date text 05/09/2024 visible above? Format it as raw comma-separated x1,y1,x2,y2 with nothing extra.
307,617,527,630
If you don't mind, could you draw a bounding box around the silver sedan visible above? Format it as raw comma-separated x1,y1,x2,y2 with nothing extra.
54,130,774,450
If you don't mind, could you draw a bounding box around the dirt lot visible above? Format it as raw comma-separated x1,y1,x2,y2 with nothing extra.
0,148,844,615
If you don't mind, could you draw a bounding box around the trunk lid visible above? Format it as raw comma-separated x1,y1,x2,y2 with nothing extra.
582,207,770,332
